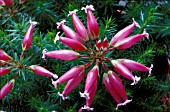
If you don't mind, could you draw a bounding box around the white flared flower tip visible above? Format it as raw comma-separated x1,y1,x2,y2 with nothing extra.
116,103,124,110
81,5,95,13
131,76,141,85
56,20,66,29
79,92,90,99
143,29,149,39
132,18,140,28
68,9,78,16
58,92,68,100
29,20,38,25
82,105,94,111
53,74,58,79
51,79,58,89
42,49,47,59
123,99,132,105
54,32,60,44
148,64,153,77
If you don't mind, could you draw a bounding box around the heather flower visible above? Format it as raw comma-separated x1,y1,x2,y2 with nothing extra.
0,49,13,61
4,0,13,7
22,20,37,51
0,67,12,76
46,5,151,110
30,65,58,79
0,79,15,100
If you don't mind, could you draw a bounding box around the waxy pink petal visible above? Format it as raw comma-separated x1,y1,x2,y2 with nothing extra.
52,65,84,88
115,29,149,50
57,20,83,43
82,5,99,40
118,59,152,75
55,32,87,51
110,18,140,46
0,79,15,100
59,72,84,100
103,73,123,110
68,10,88,41
42,49,80,60
0,67,11,76
0,0,5,5
95,40,101,51
4,0,13,7
22,20,37,51
0,49,13,61
30,65,58,79
80,65,98,99
108,71,128,101
111,60,141,85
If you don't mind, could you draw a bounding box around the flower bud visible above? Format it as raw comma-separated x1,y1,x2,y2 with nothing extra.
68,10,88,41
110,18,140,46
42,49,80,60
0,79,15,100
52,65,84,89
101,37,108,51
22,20,37,51
95,40,101,51
115,29,149,50
4,0,13,7
0,67,12,76
82,5,99,40
111,60,141,85
58,72,84,100
0,49,13,61
80,65,98,99
30,65,58,79
57,20,83,43
54,32,87,51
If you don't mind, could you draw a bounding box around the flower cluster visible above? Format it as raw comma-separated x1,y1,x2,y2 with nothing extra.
43,5,153,111
0,20,58,100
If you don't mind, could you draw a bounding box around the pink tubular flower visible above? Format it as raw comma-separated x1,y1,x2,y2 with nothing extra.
0,0,5,5
30,65,58,79
54,32,87,51
80,65,98,99
82,5,99,40
57,20,83,43
111,60,141,85
4,0,13,7
0,79,15,100
52,65,84,89
115,29,149,50
108,71,132,106
82,79,97,111
95,40,101,51
58,72,84,100
42,49,80,60
110,18,140,46
0,49,13,61
103,73,124,110
118,59,153,75
68,10,88,41
22,20,37,51
0,67,11,76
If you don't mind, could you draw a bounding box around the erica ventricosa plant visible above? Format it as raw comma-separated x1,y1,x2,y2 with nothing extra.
43,5,153,111
0,20,58,100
